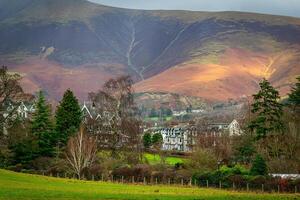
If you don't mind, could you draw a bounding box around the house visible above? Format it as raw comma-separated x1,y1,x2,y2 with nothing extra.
81,102,129,149
2,101,35,135
207,119,242,136
228,119,243,136
145,124,197,152
2,101,35,120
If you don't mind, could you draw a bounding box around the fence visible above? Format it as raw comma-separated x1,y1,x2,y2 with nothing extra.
38,171,300,194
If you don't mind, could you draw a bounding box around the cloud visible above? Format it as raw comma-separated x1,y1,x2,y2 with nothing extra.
88,0,300,18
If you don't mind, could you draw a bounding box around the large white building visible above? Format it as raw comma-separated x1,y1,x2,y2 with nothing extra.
145,119,243,152
147,124,197,152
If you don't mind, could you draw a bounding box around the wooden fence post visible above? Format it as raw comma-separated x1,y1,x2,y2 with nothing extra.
168,178,171,185
295,186,297,193
155,178,158,185
181,179,183,186
206,180,209,188
219,181,221,189
132,176,135,184
278,185,280,193
101,174,103,182
143,177,146,185
233,182,235,190
189,178,192,186
121,176,124,184
247,183,249,192
262,184,264,192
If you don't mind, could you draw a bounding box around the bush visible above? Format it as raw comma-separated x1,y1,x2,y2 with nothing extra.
193,164,249,188
31,157,52,171
187,148,218,173
250,154,267,176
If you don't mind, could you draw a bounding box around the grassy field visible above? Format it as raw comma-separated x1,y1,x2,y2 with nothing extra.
0,169,299,200
144,153,185,165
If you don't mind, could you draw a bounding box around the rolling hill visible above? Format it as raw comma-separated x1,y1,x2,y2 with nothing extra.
0,0,300,101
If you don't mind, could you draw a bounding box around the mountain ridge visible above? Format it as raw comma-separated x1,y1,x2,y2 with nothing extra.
0,0,300,101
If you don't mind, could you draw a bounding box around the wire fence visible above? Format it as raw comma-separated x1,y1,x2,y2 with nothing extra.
38,172,300,194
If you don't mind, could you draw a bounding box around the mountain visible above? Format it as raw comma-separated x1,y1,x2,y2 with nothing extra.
1,0,300,101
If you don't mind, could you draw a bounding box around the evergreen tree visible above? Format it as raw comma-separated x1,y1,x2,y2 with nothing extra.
55,89,82,145
152,133,163,145
31,91,54,157
143,132,152,149
288,76,300,112
248,78,284,140
250,154,268,176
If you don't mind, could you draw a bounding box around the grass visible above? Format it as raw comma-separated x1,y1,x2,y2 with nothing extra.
144,153,185,165
144,116,173,122
0,169,299,200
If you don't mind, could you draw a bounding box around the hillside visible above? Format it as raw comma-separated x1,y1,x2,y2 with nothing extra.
0,0,300,101
0,169,298,200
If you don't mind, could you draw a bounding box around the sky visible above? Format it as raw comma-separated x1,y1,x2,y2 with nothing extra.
88,0,300,18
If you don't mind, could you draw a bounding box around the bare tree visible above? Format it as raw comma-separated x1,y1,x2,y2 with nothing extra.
66,126,97,179
87,76,142,158
0,66,24,135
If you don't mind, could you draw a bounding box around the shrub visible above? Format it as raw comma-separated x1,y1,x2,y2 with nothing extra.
250,154,267,176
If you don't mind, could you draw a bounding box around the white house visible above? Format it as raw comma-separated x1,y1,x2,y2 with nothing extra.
228,119,242,136
157,125,197,152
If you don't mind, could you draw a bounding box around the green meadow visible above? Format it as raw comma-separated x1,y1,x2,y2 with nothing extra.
144,153,185,165
0,169,299,200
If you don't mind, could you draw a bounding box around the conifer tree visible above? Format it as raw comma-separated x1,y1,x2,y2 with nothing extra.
288,76,300,112
248,78,284,140
55,89,82,145
31,91,54,157
143,132,152,149
250,154,268,176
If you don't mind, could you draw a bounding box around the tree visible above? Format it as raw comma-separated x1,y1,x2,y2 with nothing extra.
233,134,256,164
55,89,82,145
248,78,284,140
152,132,163,146
143,132,152,149
187,148,218,172
66,127,97,179
288,76,300,113
0,66,23,135
87,76,142,158
250,154,268,176
31,91,54,157
0,66,24,166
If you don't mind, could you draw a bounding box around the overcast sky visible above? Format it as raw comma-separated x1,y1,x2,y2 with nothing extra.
88,0,300,18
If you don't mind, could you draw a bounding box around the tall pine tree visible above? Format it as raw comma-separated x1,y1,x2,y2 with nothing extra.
248,78,284,140
55,89,82,145
31,91,54,157
288,76,300,112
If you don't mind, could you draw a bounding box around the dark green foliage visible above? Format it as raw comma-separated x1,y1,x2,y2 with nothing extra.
152,133,163,144
143,132,152,149
250,154,268,176
55,89,82,145
31,91,54,157
9,138,38,166
288,76,300,111
233,135,256,164
248,78,284,140
193,165,249,188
